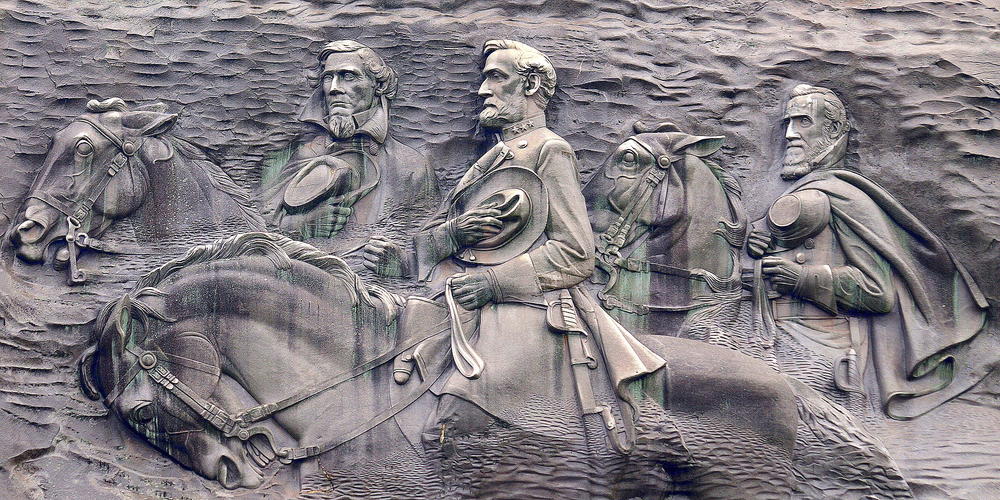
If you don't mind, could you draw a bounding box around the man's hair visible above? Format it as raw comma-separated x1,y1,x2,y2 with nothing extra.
318,40,398,99
789,84,850,138
482,40,557,105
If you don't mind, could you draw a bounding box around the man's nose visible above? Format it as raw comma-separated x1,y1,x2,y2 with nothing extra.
327,77,345,95
785,121,799,141
477,80,492,98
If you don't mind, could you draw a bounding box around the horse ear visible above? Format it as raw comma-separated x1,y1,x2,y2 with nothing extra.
133,102,169,113
633,121,681,134
679,135,725,157
122,111,178,137
140,136,174,164
79,345,102,401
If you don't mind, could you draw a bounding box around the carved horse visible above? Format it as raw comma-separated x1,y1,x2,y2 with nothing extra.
583,122,759,358
80,232,910,498
7,98,263,284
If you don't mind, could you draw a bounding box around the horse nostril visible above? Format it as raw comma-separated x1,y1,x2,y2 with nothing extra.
216,455,242,489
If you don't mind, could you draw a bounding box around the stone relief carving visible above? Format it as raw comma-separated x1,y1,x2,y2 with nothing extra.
8,98,264,285
1,2,998,499
745,85,999,421
256,40,440,282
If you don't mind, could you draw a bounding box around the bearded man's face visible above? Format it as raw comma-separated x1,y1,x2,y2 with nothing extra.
478,49,529,128
781,95,833,180
321,52,377,139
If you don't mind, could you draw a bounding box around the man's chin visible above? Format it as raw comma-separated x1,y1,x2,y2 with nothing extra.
780,162,812,180
478,114,508,129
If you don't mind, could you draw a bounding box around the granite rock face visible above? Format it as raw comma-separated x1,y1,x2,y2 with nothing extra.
0,1,997,498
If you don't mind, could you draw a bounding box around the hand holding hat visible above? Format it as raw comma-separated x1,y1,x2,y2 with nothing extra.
450,207,504,248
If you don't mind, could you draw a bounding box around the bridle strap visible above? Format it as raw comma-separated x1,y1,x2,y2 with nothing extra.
29,117,140,222
114,318,452,455
234,318,449,425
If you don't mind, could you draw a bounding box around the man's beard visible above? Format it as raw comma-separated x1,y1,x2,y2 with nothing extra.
780,138,833,180
479,97,524,129
328,115,357,139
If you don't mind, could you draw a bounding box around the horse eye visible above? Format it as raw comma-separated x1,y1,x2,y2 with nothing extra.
131,402,154,424
622,151,636,163
76,140,94,156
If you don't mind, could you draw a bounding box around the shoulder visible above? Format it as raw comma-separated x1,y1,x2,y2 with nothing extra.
515,128,575,164
531,128,572,153
384,136,430,170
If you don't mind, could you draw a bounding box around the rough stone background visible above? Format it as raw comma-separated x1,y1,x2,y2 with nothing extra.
0,0,997,498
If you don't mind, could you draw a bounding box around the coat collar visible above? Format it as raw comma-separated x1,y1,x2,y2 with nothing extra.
298,86,390,144
500,113,546,141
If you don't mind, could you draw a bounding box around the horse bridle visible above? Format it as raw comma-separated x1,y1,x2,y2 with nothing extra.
29,116,144,283
104,312,449,463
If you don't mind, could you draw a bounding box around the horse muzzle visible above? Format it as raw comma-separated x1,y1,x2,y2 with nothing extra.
9,204,64,264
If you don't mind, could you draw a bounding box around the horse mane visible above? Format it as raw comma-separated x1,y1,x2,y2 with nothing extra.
700,157,748,248
95,232,404,344
162,135,266,230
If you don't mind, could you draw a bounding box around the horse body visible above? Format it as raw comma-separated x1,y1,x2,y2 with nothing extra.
81,233,911,498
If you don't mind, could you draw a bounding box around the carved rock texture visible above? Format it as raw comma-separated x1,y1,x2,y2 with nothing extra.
0,1,998,499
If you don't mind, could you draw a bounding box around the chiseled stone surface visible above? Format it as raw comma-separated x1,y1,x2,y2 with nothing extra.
0,1,997,498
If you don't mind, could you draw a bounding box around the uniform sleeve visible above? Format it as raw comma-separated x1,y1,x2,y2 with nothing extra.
830,217,895,313
490,139,596,301
413,199,459,282
793,217,894,314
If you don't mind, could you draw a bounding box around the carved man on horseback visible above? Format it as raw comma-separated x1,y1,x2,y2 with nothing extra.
386,39,666,451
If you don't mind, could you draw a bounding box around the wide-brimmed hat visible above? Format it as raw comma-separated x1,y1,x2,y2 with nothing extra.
450,166,548,265
283,154,358,210
766,189,830,249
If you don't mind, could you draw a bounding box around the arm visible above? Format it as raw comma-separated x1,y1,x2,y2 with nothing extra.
487,139,595,302
764,219,894,315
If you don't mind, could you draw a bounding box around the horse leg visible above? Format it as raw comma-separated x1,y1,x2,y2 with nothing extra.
784,376,913,499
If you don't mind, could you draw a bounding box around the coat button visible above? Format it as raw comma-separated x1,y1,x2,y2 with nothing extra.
517,140,528,149
804,238,815,249
795,252,806,264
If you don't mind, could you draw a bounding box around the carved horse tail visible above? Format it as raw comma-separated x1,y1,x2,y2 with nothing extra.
783,375,914,498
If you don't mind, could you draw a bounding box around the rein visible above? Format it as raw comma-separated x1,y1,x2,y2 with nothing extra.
109,313,450,462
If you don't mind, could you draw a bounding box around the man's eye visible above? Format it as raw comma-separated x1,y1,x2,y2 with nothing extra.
798,117,813,127
622,151,636,163
343,72,356,81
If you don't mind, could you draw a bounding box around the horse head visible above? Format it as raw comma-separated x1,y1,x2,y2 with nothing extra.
601,121,726,227
80,289,274,489
9,98,179,265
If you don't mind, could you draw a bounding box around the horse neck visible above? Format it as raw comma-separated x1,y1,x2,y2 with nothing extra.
654,156,736,273
132,143,261,238
172,258,396,439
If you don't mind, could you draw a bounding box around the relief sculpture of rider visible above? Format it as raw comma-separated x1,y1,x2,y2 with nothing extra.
747,84,996,419
257,40,439,277
369,40,665,448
